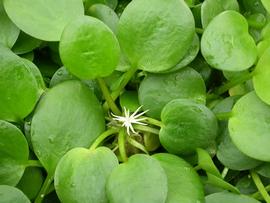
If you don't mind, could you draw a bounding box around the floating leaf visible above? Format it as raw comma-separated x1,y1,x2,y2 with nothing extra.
0,45,40,122
55,147,118,203
31,80,105,174
0,120,29,186
59,16,120,79
153,153,204,203
201,11,257,71
118,0,195,72
106,154,168,203
229,91,270,161
160,99,218,155
3,0,84,41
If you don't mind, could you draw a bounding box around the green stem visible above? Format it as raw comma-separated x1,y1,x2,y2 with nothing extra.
34,174,54,203
250,170,270,203
118,129,128,162
89,128,118,150
127,136,149,154
111,66,138,100
142,116,163,128
214,71,254,95
215,111,233,120
133,124,160,135
195,27,204,34
221,167,229,179
97,78,121,115
252,184,270,200
25,160,43,168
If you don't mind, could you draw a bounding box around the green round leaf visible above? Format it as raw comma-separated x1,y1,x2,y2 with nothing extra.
87,4,119,34
106,154,168,203
0,0,19,48
17,167,44,200
228,91,270,161
118,0,195,72
55,147,118,203
12,32,41,55
201,0,239,28
0,120,29,186
253,46,270,105
0,45,40,122
59,16,120,79
201,11,257,71
164,34,200,73
205,192,260,203
153,153,204,203
0,185,30,203
217,128,261,171
31,80,105,174
160,99,218,155
3,0,84,41
139,67,206,119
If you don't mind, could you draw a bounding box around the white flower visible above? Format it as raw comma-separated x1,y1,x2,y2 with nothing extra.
111,106,149,135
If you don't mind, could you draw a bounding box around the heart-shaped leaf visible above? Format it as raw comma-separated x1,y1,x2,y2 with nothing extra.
205,192,260,203
0,45,41,122
201,11,257,71
153,153,204,203
0,120,29,186
31,80,105,174
3,0,84,41
160,99,218,155
0,0,19,48
0,185,31,203
55,147,118,203
59,16,120,79
106,154,168,203
138,67,206,119
228,91,270,161
117,0,195,72
253,46,270,105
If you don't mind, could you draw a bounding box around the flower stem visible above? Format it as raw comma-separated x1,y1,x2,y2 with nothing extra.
34,174,54,203
89,128,118,150
213,71,254,95
142,116,163,128
252,184,270,200
26,160,43,168
97,78,121,115
133,124,160,135
118,128,128,162
250,170,270,203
